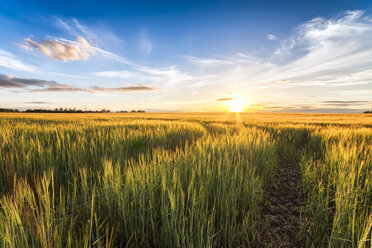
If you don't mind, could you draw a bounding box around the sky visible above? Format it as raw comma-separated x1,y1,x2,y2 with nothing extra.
0,0,372,113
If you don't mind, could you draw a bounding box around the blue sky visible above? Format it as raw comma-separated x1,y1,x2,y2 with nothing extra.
0,0,372,112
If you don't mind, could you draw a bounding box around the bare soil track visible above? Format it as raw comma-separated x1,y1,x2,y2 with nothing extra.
259,158,306,248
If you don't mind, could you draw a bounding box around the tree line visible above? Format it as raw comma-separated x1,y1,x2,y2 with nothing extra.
0,108,146,113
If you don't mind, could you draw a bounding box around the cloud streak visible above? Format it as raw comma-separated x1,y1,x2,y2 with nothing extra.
0,73,57,88
249,101,371,113
0,73,157,93
0,50,36,72
267,34,277,41
91,85,156,92
217,98,232,101
321,100,371,107
94,65,195,88
24,101,53,104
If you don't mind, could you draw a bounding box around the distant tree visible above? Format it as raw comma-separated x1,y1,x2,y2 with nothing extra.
3,106,114,113
0,108,19,112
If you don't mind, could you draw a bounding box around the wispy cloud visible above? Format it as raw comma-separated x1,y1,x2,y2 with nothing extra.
138,28,152,55
50,37,133,65
90,85,156,92
185,56,234,66
267,34,277,41
24,101,53,104
249,100,371,113
94,65,195,87
273,39,295,56
15,42,33,51
322,100,369,104
183,10,372,93
321,100,371,107
55,17,80,38
92,70,148,79
71,18,95,40
54,17,102,47
217,98,232,101
55,17,125,48
29,84,84,92
0,50,36,72
272,107,369,113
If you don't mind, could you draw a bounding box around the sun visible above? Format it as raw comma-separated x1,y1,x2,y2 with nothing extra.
228,98,244,112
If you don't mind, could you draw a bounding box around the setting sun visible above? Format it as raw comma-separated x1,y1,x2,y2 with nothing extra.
228,98,244,112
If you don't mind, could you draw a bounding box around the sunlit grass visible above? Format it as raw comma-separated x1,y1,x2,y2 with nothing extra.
0,113,370,247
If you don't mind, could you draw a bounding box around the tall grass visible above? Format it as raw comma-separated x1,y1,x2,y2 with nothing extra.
0,116,277,247
300,127,372,248
0,114,371,247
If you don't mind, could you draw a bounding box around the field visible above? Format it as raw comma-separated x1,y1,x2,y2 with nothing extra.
0,113,371,248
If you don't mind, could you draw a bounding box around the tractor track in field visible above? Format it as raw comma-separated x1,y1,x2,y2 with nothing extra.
258,158,306,248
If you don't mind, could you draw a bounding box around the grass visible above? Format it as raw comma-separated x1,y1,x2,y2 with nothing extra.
300,127,372,248
0,113,371,247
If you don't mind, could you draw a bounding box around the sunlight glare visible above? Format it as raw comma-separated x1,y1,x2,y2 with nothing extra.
228,98,244,112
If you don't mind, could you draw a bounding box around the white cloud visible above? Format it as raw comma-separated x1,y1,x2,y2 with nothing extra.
273,39,295,56
72,18,94,39
136,66,195,86
48,36,131,65
93,46,133,65
24,37,95,62
267,34,277,41
185,56,234,66
15,42,33,51
183,10,372,93
21,35,134,65
93,70,143,79
55,17,79,37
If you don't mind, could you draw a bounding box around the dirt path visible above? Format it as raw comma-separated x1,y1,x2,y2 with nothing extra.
259,159,306,248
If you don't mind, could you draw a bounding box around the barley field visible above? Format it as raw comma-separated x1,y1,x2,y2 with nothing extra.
0,113,371,248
